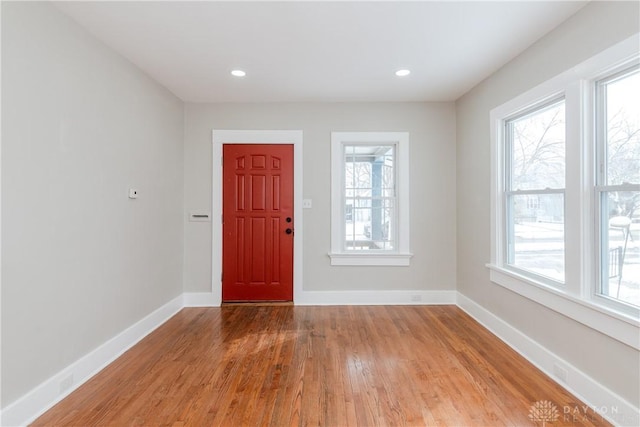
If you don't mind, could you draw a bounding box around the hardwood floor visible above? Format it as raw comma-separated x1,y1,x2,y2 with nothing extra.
32,306,611,426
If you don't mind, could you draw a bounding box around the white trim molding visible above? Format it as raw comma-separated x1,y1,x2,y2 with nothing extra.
329,131,412,266
211,130,304,305
457,293,640,427
0,295,184,427
487,264,640,350
295,290,455,306
327,252,412,266
183,292,219,307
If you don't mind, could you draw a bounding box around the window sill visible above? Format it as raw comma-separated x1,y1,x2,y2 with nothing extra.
329,252,413,266
486,264,640,350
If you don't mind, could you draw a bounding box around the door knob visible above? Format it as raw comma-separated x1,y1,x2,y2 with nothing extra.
286,228,293,234
286,217,292,223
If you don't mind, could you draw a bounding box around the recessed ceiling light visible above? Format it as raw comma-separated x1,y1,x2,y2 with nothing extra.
395,69,411,77
231,70,246,77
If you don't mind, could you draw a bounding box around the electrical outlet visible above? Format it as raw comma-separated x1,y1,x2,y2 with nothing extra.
410,294,422,302
553,363,568,383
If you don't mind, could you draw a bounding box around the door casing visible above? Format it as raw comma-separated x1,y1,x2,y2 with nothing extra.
212,130,303,306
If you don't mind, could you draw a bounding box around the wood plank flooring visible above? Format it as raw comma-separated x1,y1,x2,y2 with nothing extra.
32,306,611,426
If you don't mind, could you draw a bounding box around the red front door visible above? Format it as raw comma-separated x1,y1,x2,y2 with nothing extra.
222,144,294,301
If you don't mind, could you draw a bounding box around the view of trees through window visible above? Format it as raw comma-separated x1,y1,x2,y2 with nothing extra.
504,67,639,307
598,68,639,307
506,100,566,282
344,145,395,251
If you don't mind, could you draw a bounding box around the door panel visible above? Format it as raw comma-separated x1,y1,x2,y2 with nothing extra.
222,144,294,301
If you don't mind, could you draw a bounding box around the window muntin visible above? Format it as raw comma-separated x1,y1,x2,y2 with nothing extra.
344,145,396,251
505,99,566,283
596,66,640,308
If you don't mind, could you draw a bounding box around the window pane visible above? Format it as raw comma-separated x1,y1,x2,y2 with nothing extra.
602,69,640,185
508,193,565,282
354,189,372,198
370,200,395,250
345,162,371,189
508,100,565,190
599,190,639,306
345,199,395,250
344,144,395,251
345,200,396,251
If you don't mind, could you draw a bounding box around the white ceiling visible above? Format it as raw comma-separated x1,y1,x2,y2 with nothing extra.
54,1,587,103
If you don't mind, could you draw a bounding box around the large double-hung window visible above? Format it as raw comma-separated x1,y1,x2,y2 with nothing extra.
596,66,640,307
490,35,639,348
505,98,566,284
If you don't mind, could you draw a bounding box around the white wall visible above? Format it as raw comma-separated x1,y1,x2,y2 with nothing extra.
456,0,640,407
1,2,184,407
184,102,457,296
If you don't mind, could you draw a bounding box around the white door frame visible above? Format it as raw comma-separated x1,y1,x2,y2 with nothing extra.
211,130,303,305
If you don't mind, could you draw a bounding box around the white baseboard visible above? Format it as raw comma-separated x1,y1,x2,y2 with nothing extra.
295,289,456,305
456,292,640,427
183,292,220,307
182,290,456,307
0,295,184,427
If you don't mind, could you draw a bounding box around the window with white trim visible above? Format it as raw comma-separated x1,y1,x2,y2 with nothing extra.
330,132,412,266
595,65,640,307
504,98,566,284
489,35,639,348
